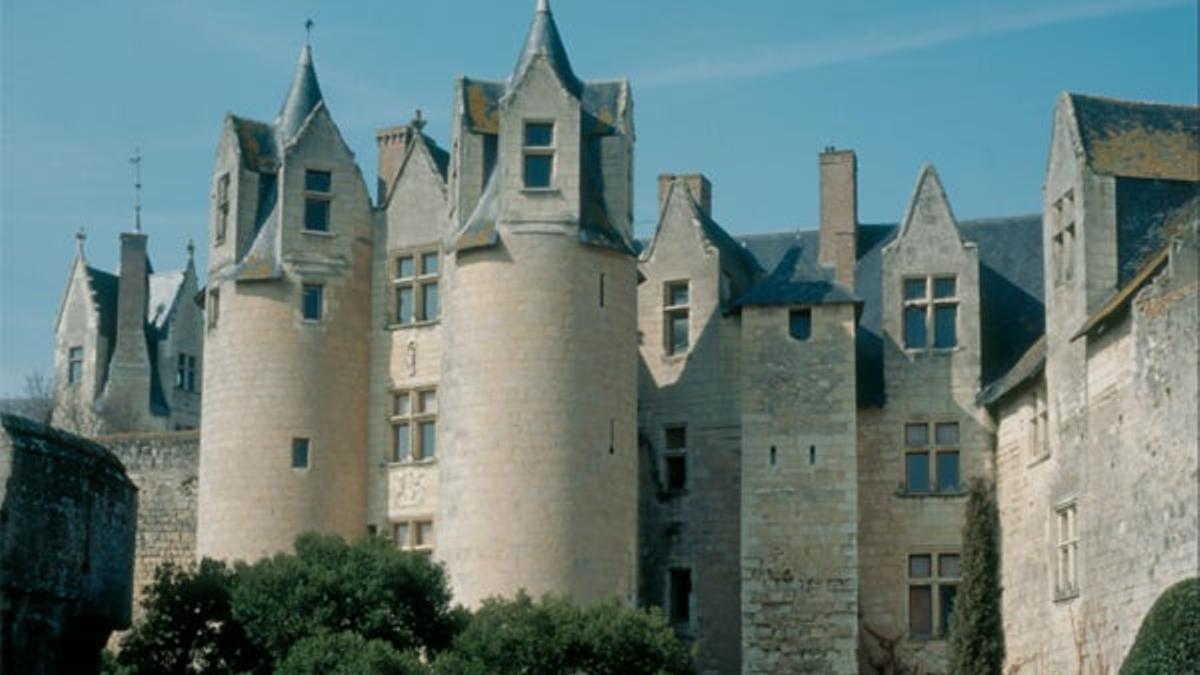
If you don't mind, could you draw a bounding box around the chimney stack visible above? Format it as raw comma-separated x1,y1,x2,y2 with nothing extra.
658,173,712,218
819,148,858,289
101,231,152,429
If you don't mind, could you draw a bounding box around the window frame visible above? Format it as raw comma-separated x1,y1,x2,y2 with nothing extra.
1054,501,1079,601
907,551,961,640
667,567,693,627
389,386,437,463
215,172,230,245
663,280,690,356
207,288,220,331
301,283,324,322
291,437,311,471
67,346,84,385
392,248,441,327
303,168,333,233
901,274,959,351
175,353,198,392
393,518,435,555
522,120,555,190
902,420,962,495
663,424,688,494
789,307,813,342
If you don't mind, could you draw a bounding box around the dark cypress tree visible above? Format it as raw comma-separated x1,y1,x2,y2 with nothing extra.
948,476,1005,675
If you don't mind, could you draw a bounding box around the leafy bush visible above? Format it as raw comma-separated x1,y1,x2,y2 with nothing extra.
116,559,266,674
276,631,429,675
232,533,462,663
1120,577,1200,674
434,592,693,675
947,476,1004,675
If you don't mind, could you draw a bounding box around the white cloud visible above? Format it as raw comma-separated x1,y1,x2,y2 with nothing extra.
635,0,1189,88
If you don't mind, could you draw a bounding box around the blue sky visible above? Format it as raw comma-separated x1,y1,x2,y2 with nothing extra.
0,0,1196,395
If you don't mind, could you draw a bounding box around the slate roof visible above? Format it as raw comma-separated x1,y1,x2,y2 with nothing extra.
1115,179,1199,287
276,44,324,146
511,0,582,96
148,271,186,332
85,266,119,352
735,246,859,307
738,214,1044,407
977,336,1046,406
1069,93,1200,181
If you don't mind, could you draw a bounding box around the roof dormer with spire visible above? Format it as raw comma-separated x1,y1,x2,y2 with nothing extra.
449,0,634,254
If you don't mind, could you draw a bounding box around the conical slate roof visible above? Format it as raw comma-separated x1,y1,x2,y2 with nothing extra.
510,0,582,96
276,43,324,143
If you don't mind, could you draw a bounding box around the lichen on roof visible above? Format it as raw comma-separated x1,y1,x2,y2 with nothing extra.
1069,93,1200,181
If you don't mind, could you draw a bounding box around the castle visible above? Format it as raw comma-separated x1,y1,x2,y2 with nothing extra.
50,2,1197,673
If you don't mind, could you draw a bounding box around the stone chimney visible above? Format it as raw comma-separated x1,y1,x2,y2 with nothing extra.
658,173,712,218
819,148,858,289
101,231,152,429
376,124,414,204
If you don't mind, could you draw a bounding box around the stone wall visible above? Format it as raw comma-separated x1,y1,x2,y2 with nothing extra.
0,414,137,675
99,431,199,617
996,230,1199,673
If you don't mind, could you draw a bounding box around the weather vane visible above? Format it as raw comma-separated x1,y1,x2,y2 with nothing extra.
129,147,143,233
305,18,314,44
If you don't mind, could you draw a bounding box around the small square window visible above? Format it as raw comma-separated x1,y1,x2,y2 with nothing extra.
524,154,552,188
396,256,416,279
904,278,927,300
418,390,437,414
292,438,310,469
905,423,929,447
935,422,959,446
302,284,323,321
933,277,957,299
909,554,932,578
789,308,812,341
305,169,332,193
393,522,410,547
304,199,330,232
421,252,439,275
415,521,435,548
938,554,961,578
665,426,687,450
667,282,689,308
393,392,411,416
524,122,554,147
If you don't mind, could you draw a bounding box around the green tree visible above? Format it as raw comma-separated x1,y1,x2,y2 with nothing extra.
947,476,1004,675
1120,577,1200,674
276,631,429,675
435,592,694,675
116,559,266,674
232,532,462,664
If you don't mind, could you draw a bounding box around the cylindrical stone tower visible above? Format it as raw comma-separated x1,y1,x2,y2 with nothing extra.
436,0,639,606
196,43,373,562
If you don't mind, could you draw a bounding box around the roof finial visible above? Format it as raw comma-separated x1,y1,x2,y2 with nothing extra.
129,147,143,233
305,18,314,44
411,108,426,132
75,226,87,256
536,0,549,12
186,238,195,262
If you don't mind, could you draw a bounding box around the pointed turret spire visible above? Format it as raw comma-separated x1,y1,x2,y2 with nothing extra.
277,24,324,143
510,0,581,95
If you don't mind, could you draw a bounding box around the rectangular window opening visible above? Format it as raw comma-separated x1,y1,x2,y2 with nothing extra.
302,284,323,321
390,386,437,463
291,438,310,469
789,308,812,341
67,346,84,384
669,568,692,624
393,249,440,325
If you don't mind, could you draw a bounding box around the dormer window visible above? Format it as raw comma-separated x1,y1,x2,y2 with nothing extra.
523,122,554,189
903,276,958,350
304,169,332,232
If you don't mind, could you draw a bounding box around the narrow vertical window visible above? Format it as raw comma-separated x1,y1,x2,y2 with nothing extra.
523,122,554,188
934,422,960,492
215,173,230,244
1054,502,1078,599
664,281,690,355
291,438,310,469
207,288,220,330
67,346,84,384
789,308,812,341
664,425,687,493
668,568,692,625
175,353,198,392
303,169,332,232
302,284,323,321
599,273,606,308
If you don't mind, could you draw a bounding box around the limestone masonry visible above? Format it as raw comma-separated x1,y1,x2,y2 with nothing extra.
48,2,1197,673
